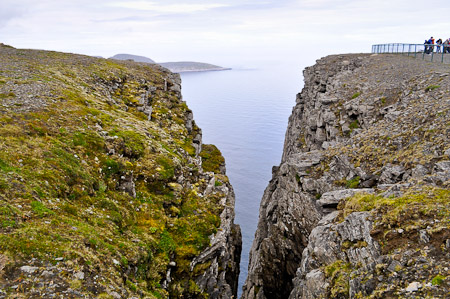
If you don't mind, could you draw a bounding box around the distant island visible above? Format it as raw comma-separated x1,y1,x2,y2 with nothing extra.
109,53,230,73
110,53,155,63
158,61,231,73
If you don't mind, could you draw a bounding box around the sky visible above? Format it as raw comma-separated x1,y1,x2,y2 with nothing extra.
1,0,450,68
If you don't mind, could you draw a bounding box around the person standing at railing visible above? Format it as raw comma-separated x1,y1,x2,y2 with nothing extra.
425,37,434,54
444,38,450,53
424,39,430,54
436,38,443,53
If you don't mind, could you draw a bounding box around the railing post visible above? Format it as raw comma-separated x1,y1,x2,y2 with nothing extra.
415,44,417,58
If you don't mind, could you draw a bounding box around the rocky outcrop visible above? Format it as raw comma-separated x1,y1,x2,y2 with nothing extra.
0,44,240,298
243,54,450,298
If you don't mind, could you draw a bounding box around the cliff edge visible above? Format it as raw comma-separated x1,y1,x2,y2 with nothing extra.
243,54,450,298
0,44,241,298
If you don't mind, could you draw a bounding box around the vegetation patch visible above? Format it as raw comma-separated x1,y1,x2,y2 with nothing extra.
324,260,351,298
345,176,360,188
0,46,232,298
351,92,361,99
431,274,445,286
425,85,440,92
200,144,225,173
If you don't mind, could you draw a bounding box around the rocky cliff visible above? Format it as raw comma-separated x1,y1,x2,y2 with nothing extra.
0,44,241,298
243,54,450,298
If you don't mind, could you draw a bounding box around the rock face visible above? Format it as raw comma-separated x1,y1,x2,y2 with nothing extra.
243,54,450,298
0,44,240,298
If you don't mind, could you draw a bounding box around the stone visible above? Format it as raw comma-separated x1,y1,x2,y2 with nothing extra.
379,164,405,184
419,230,430,243
405,281,421,292
319,96,339,105
109,291,121,299
445,148,450,158
411,164,429,178
119,173,136,198
74,271,85,280
20,266,39,274
435,161,450,173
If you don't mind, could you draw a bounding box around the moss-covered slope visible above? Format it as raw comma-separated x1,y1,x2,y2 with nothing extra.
0,44,240,298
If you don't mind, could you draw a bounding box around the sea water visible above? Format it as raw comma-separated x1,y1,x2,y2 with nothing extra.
180,63,304,296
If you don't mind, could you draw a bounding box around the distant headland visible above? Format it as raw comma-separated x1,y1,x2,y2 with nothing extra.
109,53,230,73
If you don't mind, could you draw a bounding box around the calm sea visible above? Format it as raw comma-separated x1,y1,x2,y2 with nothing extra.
180,64,303,296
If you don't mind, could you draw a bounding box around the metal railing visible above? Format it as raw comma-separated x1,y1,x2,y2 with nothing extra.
371,43,450,64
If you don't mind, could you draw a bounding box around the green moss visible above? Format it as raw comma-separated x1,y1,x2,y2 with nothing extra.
349,119,360,130
126,280,138,292
200,144,224,173
31,201,54,217
72,131,105,152
345,176,360,188
156,156,175,180
324,260,351,298
340,187,450,227
158,230,176,253
351,92,361,99
0,158,17,172
0,92,15,99
431,274,445,286
180,138,196,157
425,85,440,92
341,240,368,250
112,130,147,159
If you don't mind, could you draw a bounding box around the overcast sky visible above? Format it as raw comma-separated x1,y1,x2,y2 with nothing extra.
1,0,450,67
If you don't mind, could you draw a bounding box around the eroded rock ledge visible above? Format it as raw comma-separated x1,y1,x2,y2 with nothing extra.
243,54,450,298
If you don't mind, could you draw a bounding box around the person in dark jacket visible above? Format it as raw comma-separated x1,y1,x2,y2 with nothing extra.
436,38,443,53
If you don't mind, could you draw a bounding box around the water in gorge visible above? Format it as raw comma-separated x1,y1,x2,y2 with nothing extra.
180,63,304,296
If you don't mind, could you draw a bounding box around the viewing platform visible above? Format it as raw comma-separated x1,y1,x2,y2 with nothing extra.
372,43,450,64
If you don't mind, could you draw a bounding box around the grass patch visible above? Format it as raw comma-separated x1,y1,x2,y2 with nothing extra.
0,92,15,99
31,201,54,217
345,176,360,188
425,85,440,92
351,92,361,99
324,260,351,298
431,274,445,286
338,187,450,225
